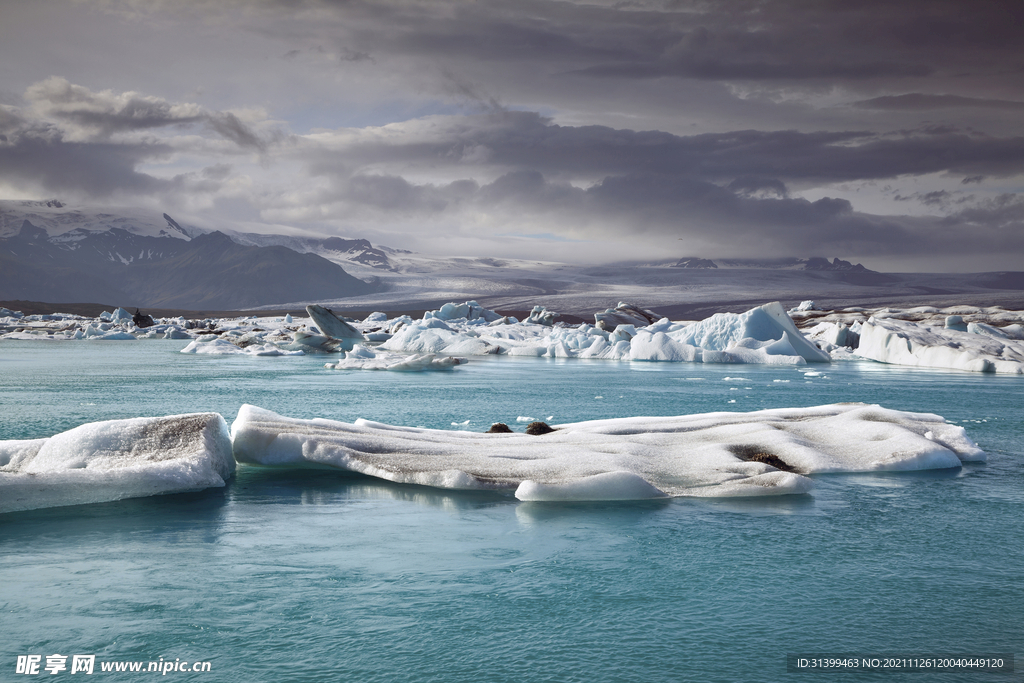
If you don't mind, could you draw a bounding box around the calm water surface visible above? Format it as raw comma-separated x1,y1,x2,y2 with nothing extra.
1,340,1021,682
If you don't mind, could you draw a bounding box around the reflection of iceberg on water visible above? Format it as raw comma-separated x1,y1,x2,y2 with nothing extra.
230,403,984,502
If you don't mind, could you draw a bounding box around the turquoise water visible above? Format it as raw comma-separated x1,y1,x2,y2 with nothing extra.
1,340,1022,681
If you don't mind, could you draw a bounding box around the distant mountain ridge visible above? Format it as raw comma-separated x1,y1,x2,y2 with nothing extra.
227,232,396,271
0,217,381,309
673,256,874,272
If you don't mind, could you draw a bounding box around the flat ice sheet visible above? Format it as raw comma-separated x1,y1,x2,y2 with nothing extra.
230,404,984,501
0,413,235,514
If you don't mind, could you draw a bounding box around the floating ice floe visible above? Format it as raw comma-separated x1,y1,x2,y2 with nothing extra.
324,344,467,371
179,337,304,356
230,403,984,502
0,413,235,514
856,317,1024,374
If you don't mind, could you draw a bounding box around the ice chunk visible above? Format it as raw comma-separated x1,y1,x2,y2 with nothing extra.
163,326,192,340
325,348,467,371
629,331,700,362
669,302,830,363
305,304,365,349
110,307,132,323
425,301,502,323
180,337,303,356
945,315,968,332
229,403,982,501
857,317,1024,374
90,330,137,341
594,302,661,331
526,305,557,326
0,413,234,514
287,330,345,353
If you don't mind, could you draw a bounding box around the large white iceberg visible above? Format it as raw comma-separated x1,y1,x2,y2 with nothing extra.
857,317,1024,374
230,404,983,502
0,413,235,514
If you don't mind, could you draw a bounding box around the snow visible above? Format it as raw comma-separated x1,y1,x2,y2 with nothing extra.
0,413,234,514
229,403,983,501
856,317,1024,374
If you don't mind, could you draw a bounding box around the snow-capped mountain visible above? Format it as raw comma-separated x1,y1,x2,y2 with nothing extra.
0,201,381,309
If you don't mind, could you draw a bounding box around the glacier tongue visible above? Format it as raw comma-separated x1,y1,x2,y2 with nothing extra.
0,413,234,514
229,403,983,502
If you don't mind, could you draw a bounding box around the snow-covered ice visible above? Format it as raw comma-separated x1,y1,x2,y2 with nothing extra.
856,317,1024,374
229,403,983,501
0,413,235,514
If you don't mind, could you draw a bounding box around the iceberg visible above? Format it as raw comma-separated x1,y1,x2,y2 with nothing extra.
179,337,304,356
0,413,235,514
424,300,503,323
229,403,983,502
669,302,830,363
377,301,829,366
857,317,1024,374
324,345,467,371
594,302,661,331
305,304,365,350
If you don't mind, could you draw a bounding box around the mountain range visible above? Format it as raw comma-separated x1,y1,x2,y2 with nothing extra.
0,206,380,309
2,200,1023,314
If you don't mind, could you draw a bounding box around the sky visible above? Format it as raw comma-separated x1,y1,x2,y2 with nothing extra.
1,0,1022,270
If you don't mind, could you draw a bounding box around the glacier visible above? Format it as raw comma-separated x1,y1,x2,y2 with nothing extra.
229,403,984,502
0,413,235,514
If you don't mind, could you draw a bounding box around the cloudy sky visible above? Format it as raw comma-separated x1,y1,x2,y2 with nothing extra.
1,0,1022,270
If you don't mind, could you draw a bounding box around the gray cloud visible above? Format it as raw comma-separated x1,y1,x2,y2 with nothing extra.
1,0,1023,267
853,94,1024,111
0,131,172,197
25,77,268,152
317,110,1024,184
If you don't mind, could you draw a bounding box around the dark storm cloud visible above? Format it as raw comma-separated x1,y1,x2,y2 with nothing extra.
0,129,172,196
469,170,915,256
277,0,1024,94
325,111,1024,183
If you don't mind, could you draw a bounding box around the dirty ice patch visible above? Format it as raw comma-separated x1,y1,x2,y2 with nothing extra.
0,414,234,514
